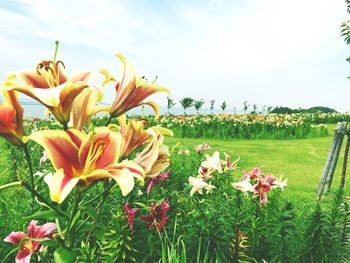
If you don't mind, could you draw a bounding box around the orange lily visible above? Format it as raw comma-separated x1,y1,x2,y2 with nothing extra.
0,76,27,146
3,43,93,126
29,127,144,203
101,54,169,119
69,86,109,130
134,127,173,178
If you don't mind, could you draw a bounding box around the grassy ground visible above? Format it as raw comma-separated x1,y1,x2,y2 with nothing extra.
165,124,349,203
0,124,346,204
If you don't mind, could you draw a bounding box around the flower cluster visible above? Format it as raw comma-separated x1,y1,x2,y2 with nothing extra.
232,167,287,204
0,43,172,261
189,151,239,196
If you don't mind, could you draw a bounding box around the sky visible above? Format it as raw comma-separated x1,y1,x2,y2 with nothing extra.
0,0,349,112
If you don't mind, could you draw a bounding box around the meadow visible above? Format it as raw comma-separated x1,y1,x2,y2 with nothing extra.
1,49,350,262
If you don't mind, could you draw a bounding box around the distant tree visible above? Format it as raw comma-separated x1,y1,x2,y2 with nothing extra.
167,97,176,114
221,101,227,113
252,104,258,114
306,106,337,113
194,99,205,114
243,101,250,114
233,107,237,114
180,97,194,115
210,100,215,114
267,106,274,114
261,105,267,115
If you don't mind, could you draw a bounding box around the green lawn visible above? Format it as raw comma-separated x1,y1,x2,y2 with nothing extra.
165,124,348,203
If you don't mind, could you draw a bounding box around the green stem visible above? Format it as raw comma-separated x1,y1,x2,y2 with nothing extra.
65,191,81,246
0,181,21,191
22,144,35,210
62,122,68,130
105,115,113,126
21,182,68,218
53,40,59,64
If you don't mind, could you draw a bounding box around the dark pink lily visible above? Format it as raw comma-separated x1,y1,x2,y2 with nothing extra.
141,200,171,232
4,220,56,263
252,180,271,204
123,204,138,230
146,170,170,194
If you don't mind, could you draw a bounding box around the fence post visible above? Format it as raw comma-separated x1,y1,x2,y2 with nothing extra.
317,122,347,199
340,131,350,189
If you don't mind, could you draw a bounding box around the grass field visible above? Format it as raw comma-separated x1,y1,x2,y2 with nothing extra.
165,123,349,204
0,124,346,204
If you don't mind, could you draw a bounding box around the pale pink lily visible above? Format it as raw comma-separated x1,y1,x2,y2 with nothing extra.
198,166,214,180
29,127,144,203
101,54,169,119
195,143,210,154
201,151,223,173
4,220,56,263
189,176,215,196
231,178,253,195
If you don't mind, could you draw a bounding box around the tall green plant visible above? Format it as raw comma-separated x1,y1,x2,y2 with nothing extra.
194,99,205,114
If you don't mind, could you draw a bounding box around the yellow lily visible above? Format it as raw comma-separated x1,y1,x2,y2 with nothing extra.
0,76,27,146
134,127,173,178
2,43,93,126
29,127,144,203
69,86,109,131
101,54,169,119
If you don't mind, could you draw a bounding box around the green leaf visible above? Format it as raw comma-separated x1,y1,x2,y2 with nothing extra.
54,247,77,263
22,210,64,221
86,207,98,221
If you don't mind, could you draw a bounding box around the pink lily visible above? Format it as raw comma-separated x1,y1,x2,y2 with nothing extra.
4,220,56,263
141,200,171,232
252,180,271,204
195,143,210,154
223,152,240,171
123,204,138,230
147,169,170,194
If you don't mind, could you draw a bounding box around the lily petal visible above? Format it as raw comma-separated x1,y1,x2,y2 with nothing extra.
44,169,80,203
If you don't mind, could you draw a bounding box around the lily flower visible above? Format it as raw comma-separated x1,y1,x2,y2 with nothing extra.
147,169,170,194
197,166,214,179
201,151,223,173
101,53,169,119
141,200,171,232
4,220,56,263
114,115,152,158
3,44,93,126
241,167,262,181
189,176,215,196
134,127,172,178
223,152,240,171
29,127,144,203
252,180,271,204
70,86,108,131
195,143,210,154
232,178,253,195
123,203,138,230
0,87,27,146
